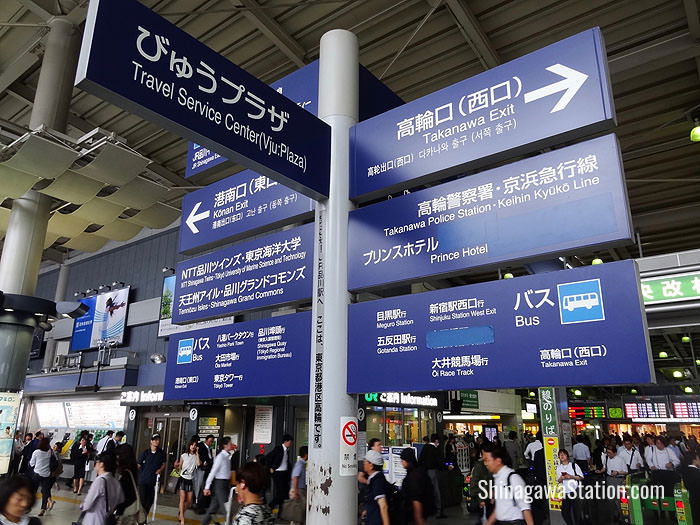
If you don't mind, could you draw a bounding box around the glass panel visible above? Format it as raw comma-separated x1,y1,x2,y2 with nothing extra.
165,418,182,478
385,407,403,446
295,409,309,447
420,410,434,441
403,408,419,444
365,406,385,445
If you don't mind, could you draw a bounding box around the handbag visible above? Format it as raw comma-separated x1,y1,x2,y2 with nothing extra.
71,511,85,525
280,497,305,522
118,470,147,525
105,479,118,525
165,469,180,494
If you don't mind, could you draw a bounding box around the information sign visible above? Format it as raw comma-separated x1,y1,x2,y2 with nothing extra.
339,417,358,476
568,404,606,419
460,390,479,410
253,406,274,444
164,312,311,400
671,396,700,419
172,223,313,324
77,0,331,199
641,271,700,305
179,169,314,254
622,396,670,419
351,28,614,200
348,134,631,290
347,260,652,393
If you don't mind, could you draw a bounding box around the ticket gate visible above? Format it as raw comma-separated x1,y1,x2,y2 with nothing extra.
620,476,693,524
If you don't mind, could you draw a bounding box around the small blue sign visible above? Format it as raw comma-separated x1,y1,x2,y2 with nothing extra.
350,28,614,200
557,279,605,325
348,134,631,290
172,223,314,324
164,311,312,400
179,169,314,254
177,338,194,364
185,142,226,178
77,0,331,199
347,260,652,393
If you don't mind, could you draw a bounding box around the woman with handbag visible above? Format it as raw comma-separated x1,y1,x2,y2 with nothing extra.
29,438,54,516
78,453,124,525
174,440,200,525
0,476,42,525
113,444,145,525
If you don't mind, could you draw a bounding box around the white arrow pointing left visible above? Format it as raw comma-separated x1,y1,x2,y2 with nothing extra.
185,201,210,234
523,64,588,113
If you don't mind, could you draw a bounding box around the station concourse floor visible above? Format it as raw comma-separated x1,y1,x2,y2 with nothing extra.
31,487,472,524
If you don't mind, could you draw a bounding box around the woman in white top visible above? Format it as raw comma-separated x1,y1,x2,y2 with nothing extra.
556,449,583,525
174,440,201,525
29,437,54,516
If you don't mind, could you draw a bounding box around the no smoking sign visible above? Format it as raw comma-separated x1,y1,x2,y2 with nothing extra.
339,417,358,476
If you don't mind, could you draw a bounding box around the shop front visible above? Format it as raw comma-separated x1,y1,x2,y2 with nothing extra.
359,392,444,448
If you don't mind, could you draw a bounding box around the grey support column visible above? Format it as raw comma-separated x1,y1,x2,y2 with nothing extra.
306,30,359,524
42,263,70,369
0,17,80,394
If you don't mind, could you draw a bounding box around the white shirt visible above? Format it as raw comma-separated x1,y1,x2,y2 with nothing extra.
96,435,112,454
30,449,52,477
204,449,232,490
649,447,680,470
179,453,198,480
603,455,628,477
618,446,644,470
524,440,543,461
276,445,289,472
572,442,591,461
556,462,582,494
492,465,531,521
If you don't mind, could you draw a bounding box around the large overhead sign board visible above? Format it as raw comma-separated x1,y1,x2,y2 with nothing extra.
172,223,313,324
179,169,314,254
348,134,632,290
164,311,311,400
347,261,653,393
76,0,331,199
351,28,615,200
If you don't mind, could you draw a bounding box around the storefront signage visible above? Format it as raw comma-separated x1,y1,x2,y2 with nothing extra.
641,271,700,305
164,312,311,400
460,390,479,410
363,392,438,407
623,396,670,419
348,134,631,290
120,388,165,405
172,223,313,324
179,169,314,254
347,260,652,393
350,28,614,200
70,287,130,351
77,0,331,199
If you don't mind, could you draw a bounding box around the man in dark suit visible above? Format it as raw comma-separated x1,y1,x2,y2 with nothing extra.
682,450,700,522
194,435,215,513
266,434,294,513
419,433,447,519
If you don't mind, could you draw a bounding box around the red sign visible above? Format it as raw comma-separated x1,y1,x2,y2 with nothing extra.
547,437,556,446
342,420,357,446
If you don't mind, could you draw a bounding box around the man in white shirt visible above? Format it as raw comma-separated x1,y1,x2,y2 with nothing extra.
484,447,534,525
95,430,116,455
617,437,644,472
524,432,543,464
648,438,680,471
201,437,236,525
598,446,628,519
572,435,591,473
267,434,294,513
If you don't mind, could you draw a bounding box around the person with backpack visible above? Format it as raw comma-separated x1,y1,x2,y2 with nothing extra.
362,450,390,525
482,446,534,525
400,447,435,524
556,449,583,525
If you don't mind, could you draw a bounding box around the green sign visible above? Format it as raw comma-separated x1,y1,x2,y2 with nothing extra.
460,390,479,410
608,407,623,419
641,272,700,305
538,387,559,436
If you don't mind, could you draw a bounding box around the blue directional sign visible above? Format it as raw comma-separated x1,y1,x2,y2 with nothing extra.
179,169,314,254
172,223,313,324
164,311,311,400
184,61,403,178
348,134,631,290
351,28,615,200
77,0,331,199
347,260,653,393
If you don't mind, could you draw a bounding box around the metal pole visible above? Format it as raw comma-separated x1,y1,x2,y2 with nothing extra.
306,29,358,524
42,264,70,369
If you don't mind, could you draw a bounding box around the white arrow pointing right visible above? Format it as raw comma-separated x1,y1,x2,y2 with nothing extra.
523,64,589,113
185,201,210,234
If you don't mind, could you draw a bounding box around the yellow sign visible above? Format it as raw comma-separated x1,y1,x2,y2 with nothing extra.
543,436,562,511
199,417,218,426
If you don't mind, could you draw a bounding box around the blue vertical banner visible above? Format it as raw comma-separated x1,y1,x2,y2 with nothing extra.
351,28,614,200
347,260,653,393
164,311,312,399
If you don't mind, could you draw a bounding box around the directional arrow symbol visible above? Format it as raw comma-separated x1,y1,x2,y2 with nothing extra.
185,201,210,234
523,64,589,113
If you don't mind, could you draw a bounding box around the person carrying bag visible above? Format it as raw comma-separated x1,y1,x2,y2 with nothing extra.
117,470,147,525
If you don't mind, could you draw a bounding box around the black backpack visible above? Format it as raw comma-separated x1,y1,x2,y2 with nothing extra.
385,482,405,524
49,452,58,473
